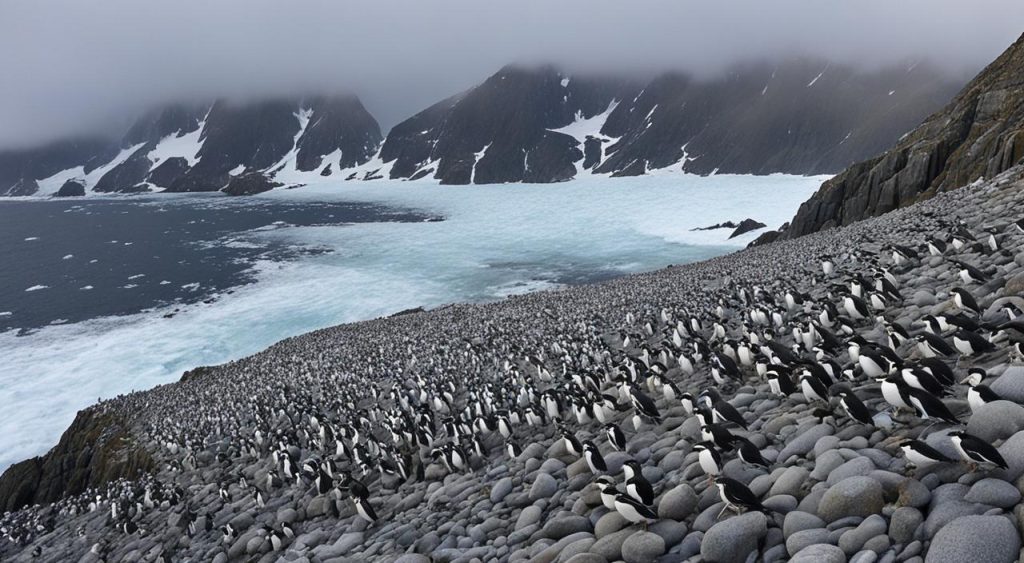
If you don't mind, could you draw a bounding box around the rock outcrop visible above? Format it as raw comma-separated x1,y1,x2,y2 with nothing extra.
784,32,1024,238
0,409,152,512
221,172,283,196
55,180,85,197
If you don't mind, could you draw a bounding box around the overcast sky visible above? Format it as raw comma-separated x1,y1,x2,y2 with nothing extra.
1,0,1022,149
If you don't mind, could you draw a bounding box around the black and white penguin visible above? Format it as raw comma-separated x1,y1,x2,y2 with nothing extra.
952,330,995,357
693,441,723,478
613,493,658,525
949,431,1008,470
799,371,830,404
583,441,607,474
623,460,655,505
702,388,748,429
594,476,619,510
950,288,981,315
714,477,766,518
906,387,960,424
505,439,522,460
701,424,737,452
732,436,770,468
898,439,954,469
916,333,956,358
961,368,1002,412
353,496,379,523
766,367,796,397
952,260,989,285
561,428,584,457
629,387,662,425
833,387,875,426
604,423,627,451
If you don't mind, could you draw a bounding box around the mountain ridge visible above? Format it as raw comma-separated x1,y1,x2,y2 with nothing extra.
0,59,968,196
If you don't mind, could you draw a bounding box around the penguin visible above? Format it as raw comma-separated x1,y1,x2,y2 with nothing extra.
583,441,607,474
612,493,658,525
701,424,737,452
916,333,956,358
732,436,770,468
604,423,627,452
949,431,1008,470
561,429,584,457
353,496,379,523
264,526,284,551
505,439,522,459
623,460,655,505
629,387,662,425
961,368,1002,412
898,439,954,469
952,330,995,357
952,260,989,285
950,288,981,315
714,477,766,518
800,372,830,404
766,367,796,397
906,387,960,424
702,388,748,429
595,477,619,510
833,387,874,426
693,441,723,478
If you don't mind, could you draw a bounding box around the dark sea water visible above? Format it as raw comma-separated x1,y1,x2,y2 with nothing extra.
0,195,437,334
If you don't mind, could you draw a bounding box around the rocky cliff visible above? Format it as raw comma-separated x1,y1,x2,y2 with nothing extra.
783,33,1024,239
0,409,152,512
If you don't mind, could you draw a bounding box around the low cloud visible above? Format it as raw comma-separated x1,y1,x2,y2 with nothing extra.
1,0,1022,148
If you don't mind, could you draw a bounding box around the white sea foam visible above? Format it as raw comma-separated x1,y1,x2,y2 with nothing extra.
0,174,825,470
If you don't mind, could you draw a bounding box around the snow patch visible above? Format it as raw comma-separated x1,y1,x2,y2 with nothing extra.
25,285,48,292
147,117,206,169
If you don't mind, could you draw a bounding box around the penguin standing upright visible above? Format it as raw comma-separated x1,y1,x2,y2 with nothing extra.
582,441,607,474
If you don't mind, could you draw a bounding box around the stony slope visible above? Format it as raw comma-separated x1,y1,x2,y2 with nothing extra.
4,165,1024,562
784,32,1024,239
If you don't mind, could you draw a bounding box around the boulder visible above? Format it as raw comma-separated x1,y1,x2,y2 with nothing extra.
817,477,884,522
701,512,767,563
926,515,1020,563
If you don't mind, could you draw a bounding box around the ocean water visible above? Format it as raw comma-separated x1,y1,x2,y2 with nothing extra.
0,173,825,470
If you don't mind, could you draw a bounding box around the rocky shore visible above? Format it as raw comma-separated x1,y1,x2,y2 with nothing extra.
4,167,1024,562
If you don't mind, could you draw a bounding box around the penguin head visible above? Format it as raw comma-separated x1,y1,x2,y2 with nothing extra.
960,368,986,386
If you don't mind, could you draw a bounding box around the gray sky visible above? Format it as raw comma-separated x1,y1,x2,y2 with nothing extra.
1,0,1022,149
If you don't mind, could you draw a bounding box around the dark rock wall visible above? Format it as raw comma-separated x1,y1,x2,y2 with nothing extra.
784,33,1024,238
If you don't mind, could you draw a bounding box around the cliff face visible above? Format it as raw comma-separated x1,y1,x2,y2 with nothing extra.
784,33,1024,239
374,60,963,184
0,409,152,512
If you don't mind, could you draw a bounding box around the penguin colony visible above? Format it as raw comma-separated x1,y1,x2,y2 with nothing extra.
5,167,1024,562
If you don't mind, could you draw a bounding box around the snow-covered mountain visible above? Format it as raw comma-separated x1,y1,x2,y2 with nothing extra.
0,59,966,196
366,61,963,184
0,96,381,197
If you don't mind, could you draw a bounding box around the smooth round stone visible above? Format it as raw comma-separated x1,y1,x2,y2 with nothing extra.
818,477,884,523
621,531,666,563
701,512,768,563
963,478,1021,508
926,515,1021,563
657,483,698,520
786,528,830,556
790,543,846,563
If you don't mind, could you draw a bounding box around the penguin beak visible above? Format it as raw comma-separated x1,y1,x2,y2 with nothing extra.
959,376,971,384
